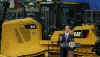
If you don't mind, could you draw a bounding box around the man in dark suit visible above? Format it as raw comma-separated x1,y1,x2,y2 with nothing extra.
58,26,74,57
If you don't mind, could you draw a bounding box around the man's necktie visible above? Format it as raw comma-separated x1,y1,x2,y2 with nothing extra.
65,34,68,41
64,34,68,47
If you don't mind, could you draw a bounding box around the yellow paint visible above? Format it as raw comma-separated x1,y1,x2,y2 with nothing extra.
1,17,98,57
44,52,49,57
1,17,47,57
0,55,7,57
73,24,97,45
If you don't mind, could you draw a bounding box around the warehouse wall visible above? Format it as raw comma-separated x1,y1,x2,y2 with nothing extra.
61,0,100,10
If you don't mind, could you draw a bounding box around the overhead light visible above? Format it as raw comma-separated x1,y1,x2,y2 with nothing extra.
46,0,52,2
29,2,34,5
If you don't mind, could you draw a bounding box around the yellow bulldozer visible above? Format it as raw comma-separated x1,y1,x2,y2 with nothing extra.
0,2,100,57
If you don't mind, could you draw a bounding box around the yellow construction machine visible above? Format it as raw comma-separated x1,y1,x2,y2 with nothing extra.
1,17,99,57
1,2,100,57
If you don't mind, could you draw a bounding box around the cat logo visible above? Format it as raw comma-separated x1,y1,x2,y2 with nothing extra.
74,32,81,37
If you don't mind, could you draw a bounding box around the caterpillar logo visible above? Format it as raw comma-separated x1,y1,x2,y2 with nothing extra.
74,30,89,38
74,32,81,37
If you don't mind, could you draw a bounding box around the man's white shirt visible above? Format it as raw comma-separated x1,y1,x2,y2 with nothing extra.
60,32,69,47
65,32,69,40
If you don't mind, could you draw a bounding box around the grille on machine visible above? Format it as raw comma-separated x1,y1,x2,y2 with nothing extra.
16,27,31,43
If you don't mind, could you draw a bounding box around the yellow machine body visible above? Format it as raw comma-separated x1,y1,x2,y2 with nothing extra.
1,17,49,57
50,25,99,57
72,25,99,57
1,17,99,57
73,25,97,45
